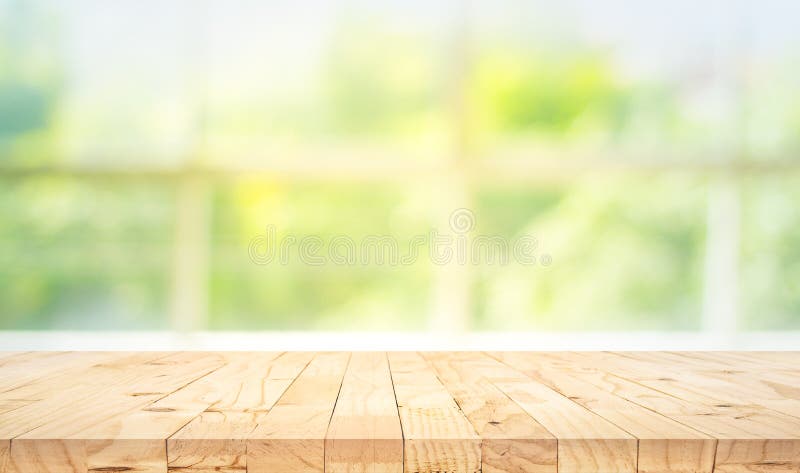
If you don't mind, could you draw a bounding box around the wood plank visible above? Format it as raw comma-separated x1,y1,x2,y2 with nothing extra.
614,352,800,418
667,352,799,378
247,352,350,473
8,352,227,473
422,352,557,473
457,352,637,473
79,352,283,438
606,351,800,471
388,352,481,473
0,351,139,395
0,352,24,362
491,352,715,473
0,439,8,473
325,352,403,473
52,352,284,473
537,352,800,473
0,351,62,368
679,351,799,371
0,352,126,473
0,351,798,473
660,352,800,413
0,352,38,368
15,352,227,437
671,352,800,386
600,352,800,422
168,351,313,472
540,352,799,432
0,352,170,439
713,439,800,473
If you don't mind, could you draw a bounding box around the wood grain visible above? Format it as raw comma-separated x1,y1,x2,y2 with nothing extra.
422,352,556,473
168,351,313,472
472,353,637,473
325,352,403,473
525,351,800,473
247,352,350,473
10,352,227,473
491,352,716,473
389,352,480,473
0,351,797,473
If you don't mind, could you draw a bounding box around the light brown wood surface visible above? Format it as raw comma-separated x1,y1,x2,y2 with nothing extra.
0,351,797,473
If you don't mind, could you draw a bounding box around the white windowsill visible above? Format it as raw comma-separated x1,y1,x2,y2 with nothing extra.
0,331,797,351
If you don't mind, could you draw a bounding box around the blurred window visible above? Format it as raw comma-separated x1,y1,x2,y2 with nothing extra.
1,0,798,332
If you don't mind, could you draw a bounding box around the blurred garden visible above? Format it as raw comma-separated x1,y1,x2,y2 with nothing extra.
1,0,799,332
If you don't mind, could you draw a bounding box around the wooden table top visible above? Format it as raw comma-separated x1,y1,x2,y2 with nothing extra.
0,351,797,473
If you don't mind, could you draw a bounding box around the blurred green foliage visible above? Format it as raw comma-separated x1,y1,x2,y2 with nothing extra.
0,82,48,135
322,22,444,138
472,178,706,330
0,1,61,161
0,179,174,329
473,52,630,137
1,2,799,331
740,176,800,329
209,182,433,330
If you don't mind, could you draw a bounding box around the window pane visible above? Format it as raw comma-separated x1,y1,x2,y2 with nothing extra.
203,1,452,161
209,181,434,330
471,0,800,161
471,176,706,330
0,178,174,329
741,175,800,329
